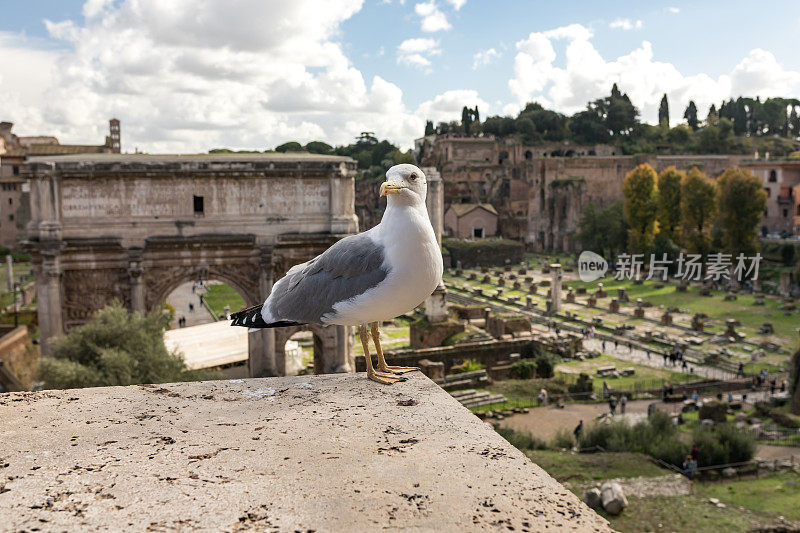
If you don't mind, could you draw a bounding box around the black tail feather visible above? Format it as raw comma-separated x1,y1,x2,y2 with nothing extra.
230,304,303,328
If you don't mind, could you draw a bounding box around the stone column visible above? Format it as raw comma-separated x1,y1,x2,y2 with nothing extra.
550,263,562,314
249,246,277,377
423,167,448,322
422,167,443,247
127,248,145,312
6,254,13,293
37,251,63,357
331,325,354,373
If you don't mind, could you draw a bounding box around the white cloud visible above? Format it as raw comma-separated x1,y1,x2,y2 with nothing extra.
506,24,800,126
668,7,680,13
609,18,643,31
414,2,451,32
397,38,440,71
446,0,466,10
0,0,452,151
416,90,489,124
472,48,501,69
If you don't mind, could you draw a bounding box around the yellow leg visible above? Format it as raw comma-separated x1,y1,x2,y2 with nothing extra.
359,324,405,385
372,322,419,374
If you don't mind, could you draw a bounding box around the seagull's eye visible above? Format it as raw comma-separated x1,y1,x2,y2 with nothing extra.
409,173,417,181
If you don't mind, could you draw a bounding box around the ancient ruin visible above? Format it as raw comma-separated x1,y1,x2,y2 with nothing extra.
24,154,359,376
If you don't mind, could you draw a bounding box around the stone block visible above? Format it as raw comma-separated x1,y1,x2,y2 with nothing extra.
410,318,465,349
576,287,587,295
418,359,445,381
583,488,602,509
609,299,620,312
617,287,629,303
587,296,596,307
634,308,645,318
600,482,628,515
661,312,672,325
724,292,737,301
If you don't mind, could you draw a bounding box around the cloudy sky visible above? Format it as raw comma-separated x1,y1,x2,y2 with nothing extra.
1,0,799,152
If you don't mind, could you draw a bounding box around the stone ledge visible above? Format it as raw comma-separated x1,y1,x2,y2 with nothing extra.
0,373,609,532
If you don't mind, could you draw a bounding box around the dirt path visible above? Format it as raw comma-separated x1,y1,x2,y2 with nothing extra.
498,400,654,440
567,474,692,498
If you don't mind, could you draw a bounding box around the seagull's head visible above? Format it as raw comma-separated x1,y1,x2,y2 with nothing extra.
380,164,426,205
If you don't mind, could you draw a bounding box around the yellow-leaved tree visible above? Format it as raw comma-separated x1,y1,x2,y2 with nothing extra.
717,167,768,256
622,163,659,254
680,167,717,256
656,166,684,246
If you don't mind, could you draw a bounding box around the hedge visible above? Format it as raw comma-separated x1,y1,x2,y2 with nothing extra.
443,238,524,268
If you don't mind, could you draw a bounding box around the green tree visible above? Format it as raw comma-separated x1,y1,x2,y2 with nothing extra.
275,141,303,152
461,106,473,134
680,167,717,255
789,347,800,415
577,201,628,258
706,103,718,126
622,163,659,253
717,167,768,255
304,141,333,154
424,120,434,136
658,93,670,128
657,166,683,244
39,302,205,390
666,124,691,145
684,100,699,131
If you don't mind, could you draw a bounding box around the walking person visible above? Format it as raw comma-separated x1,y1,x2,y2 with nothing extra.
620,394,627,414
573,420,584,441
646,348,651,360
682,454,697,480
609,396,617,416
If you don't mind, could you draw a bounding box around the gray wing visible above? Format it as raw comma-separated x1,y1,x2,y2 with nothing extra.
266,232,389,324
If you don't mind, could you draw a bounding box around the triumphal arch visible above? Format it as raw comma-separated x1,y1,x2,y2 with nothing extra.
24,153,359,376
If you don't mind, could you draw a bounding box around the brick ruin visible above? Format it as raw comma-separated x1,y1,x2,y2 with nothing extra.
415,134,767,251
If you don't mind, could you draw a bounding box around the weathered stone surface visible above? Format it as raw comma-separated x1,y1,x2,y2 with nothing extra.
722,467,737,478
0,373,609,532
600,481,628,515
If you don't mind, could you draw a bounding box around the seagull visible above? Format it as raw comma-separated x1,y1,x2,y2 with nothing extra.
231,164,443,384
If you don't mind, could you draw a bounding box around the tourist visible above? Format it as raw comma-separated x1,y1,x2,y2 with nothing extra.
691,390,698,402
602,340,606,352
646,348,651,360
770,379,776,396
727,393,734,403
613,339,618,350
620,394,627,414
663,352,668,365
189,303,194,312
682,455,697,480
627,341,632,353
691,444,700,462
609,396,617,415
781,380,786,393
573,420,583,440
737,362,744,377
537,388,548,406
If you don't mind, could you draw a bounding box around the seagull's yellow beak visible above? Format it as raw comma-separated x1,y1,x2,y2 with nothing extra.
380,180,405,197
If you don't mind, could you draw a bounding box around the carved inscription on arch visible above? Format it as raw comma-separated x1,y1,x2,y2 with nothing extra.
62,269,131,330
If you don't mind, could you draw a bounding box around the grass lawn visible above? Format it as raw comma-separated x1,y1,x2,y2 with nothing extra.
526,450,666,484
604,494,782,533
204,284,246,318
695,472,800,522
555,354,697,393
565,278,799,348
